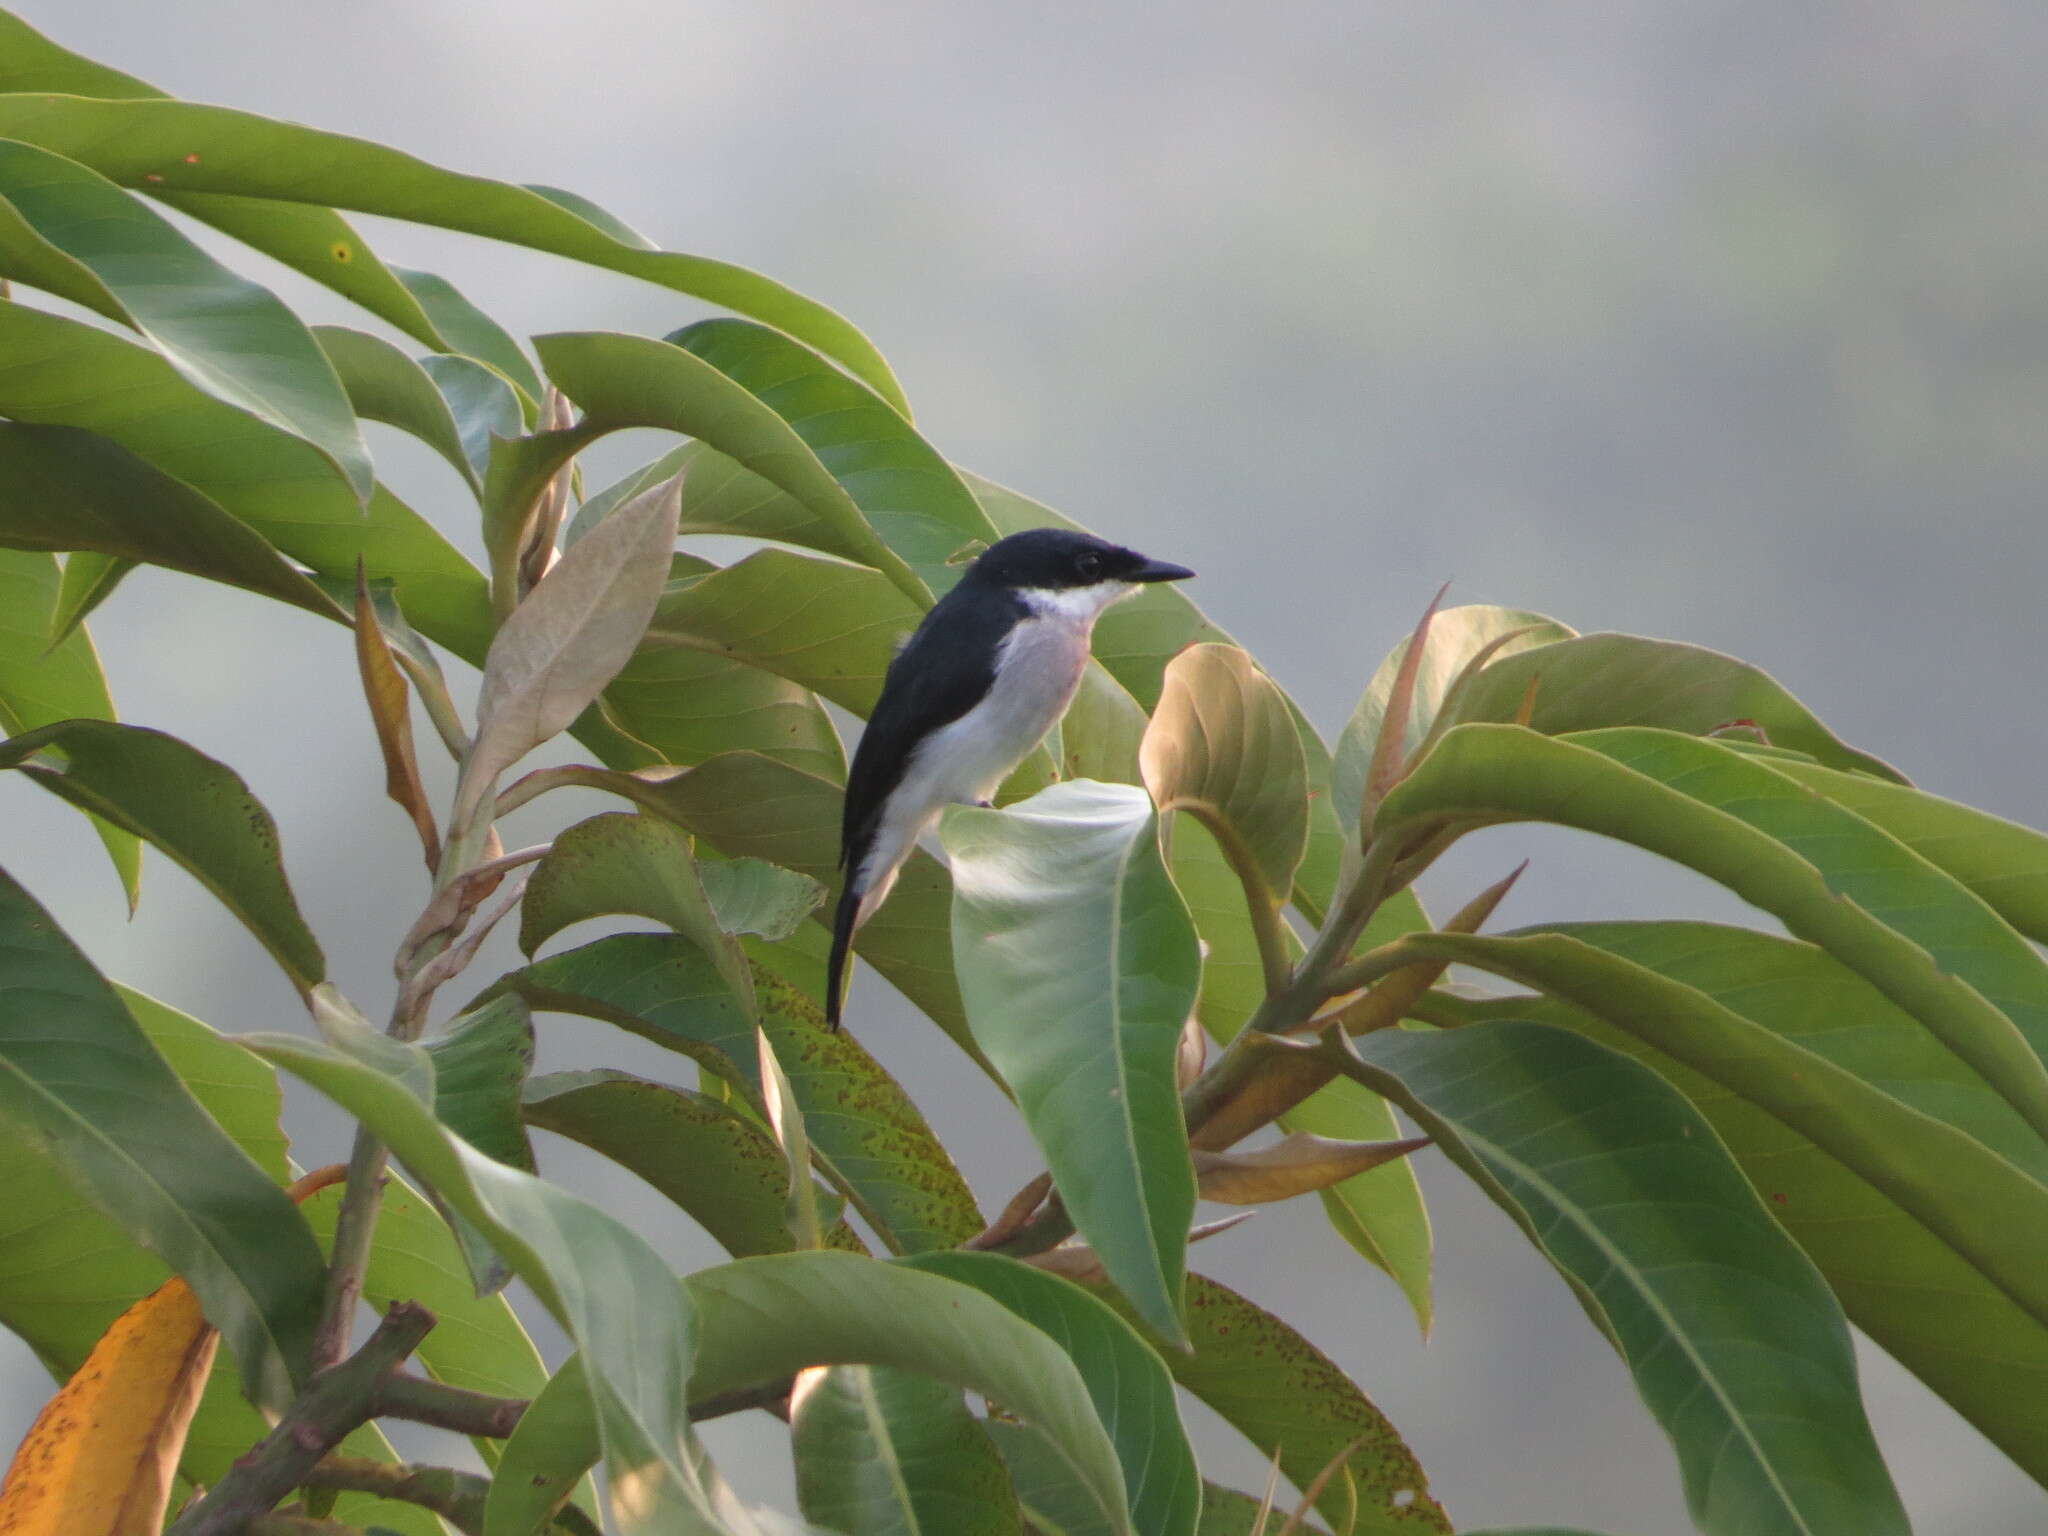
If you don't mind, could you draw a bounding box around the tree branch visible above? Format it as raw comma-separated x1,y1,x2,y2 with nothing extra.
372,1373,528,1438
168,1303,436,1536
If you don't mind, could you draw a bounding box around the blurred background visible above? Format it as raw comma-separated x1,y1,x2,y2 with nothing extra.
4,2,2046,1530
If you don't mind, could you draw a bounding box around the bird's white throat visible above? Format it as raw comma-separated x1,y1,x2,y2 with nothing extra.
1014,580,1137,623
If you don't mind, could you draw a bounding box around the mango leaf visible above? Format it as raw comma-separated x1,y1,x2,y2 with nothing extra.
1086,1272,1444,1535
791,1365,1021,1536
943,781,1201,1344
524,1069,862,1257
1338,1021,1910,1536
0,421,344,624
1194,1484,1328,1536
0,872,324,1412
644,546,923,715
1143,642,1309,921
47,551,133,647
0,93,904,410
1748,757,2048,947
0,302,491,658
423,351,529,479
0,720,324,992
686,1251,1133,1535
532,329,929,604
1332,604,1575,843
700,857,826,942
902,1252,1200,1536
597,632,848,782
315,324,481,494
241,1026,743,1534
426,993,537,1172
484,1355,602,1536
1381,725,2048,1143
1169,820,1432,1330
507,943,979,1253
460,470,682,820
0,136,373,498
396,266,545,400
1445,632,1906,782
1433,920,2048,1483
0,548,137,900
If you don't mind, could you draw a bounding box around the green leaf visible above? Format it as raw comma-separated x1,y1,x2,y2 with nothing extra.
596,632,848,782
1383,724,2048,1142
644,545,924,715
1194,1483,1327,1536
1446,631,1906,782
1142,643,1309,910
0,92,905,409
943,780,1201,1343
423,351,529,479
700,857,825,943
484,1354,603,1536
685,1251,1134,1535
0,419,344,623
0,547,137,900
395,265,544,399
506,941,981,1253
48,550,133,647
1332,603,1576,842
1749,756,2048,947
1432,920,2048,1483
0,719,325,991
532,329,930,604
0,302,491,658
1169,820,1433,1330
1339,1021,1910,1536
901,1252,1200,1536
792,1365,1021,1536
427,993,537,1171
611,752,984,1071
0,137,374,498
0,872,325,1411
316,324,482,494
666,318,997,596
241,1025,741,1533
524,1069,862,1257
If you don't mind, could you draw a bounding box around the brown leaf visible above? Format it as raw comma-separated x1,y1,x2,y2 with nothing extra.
1361,583,1448,830
1194,1132,1430,1204
353,564,440,873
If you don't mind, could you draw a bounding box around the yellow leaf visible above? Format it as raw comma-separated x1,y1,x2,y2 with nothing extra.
0,1277,218,1536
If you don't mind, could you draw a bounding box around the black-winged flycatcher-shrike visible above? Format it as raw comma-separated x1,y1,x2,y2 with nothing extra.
827,527,1195,1028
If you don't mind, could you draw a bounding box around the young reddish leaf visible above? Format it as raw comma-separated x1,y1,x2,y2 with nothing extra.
1360,584,1448,831
1192,1132,1430,1205
353,566,439,872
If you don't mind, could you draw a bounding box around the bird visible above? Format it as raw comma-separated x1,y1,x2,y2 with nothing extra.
827,527,1196,1028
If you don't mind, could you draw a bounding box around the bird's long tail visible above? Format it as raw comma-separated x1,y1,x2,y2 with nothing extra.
825,880,861,1031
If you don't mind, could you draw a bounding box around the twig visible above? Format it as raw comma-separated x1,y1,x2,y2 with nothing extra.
963,1171,1053,1251
303,1455,490,1535
690,1376,795,1423
167,1303,436,1536
372,1373,528,1438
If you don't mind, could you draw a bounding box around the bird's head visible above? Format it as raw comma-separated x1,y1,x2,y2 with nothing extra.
964,528,1194,619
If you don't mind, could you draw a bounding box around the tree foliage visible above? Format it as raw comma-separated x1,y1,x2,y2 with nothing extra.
0,11,2040,1534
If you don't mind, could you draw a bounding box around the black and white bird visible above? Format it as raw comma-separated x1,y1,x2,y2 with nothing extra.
827,527,1195,1028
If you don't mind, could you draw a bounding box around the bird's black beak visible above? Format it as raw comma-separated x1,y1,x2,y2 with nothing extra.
1129,556,1196,583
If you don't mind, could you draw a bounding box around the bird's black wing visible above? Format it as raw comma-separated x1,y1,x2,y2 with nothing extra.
838,581,1023,869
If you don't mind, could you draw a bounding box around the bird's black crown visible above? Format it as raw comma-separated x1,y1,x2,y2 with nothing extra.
964,528,1195,591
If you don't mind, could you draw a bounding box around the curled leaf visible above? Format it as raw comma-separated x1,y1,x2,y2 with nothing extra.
1193,1133,1431,1205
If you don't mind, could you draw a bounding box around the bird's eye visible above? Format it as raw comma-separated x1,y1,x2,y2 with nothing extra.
1076,552,1103,580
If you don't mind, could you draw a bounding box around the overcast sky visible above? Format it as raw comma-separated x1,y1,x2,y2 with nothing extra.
4,4,2046,1531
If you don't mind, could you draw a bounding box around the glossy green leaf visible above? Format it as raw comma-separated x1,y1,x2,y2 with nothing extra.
903,1252,1200,1536
507,941,981,1253
532,328,929,604
396,265,544,399
0,419,343,622
0,137,374,498
0,873,324,1411
524,1069,861,1258
610,752,982,1069
316,324,482,494
1332,603,1575,842
242,1023,742,1533
645,545,923,715
0,302,492,657
427,993,538,1171
0,719,325,991
1446,631,1905,782
1142,643,1309,910
48,551,133,647
0,547,137,899
1432,920,2048,1483
943,780,1201,1343
484,1354,604,1536
597,634,848,781
1751,756,2048,947
1382,724,2048,1142
1340,1021,1910,1536
1169,820,1433,1329
792,1365,1021,1536
0,92,904,410
686,1251,1132,1535
423,350,529,479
